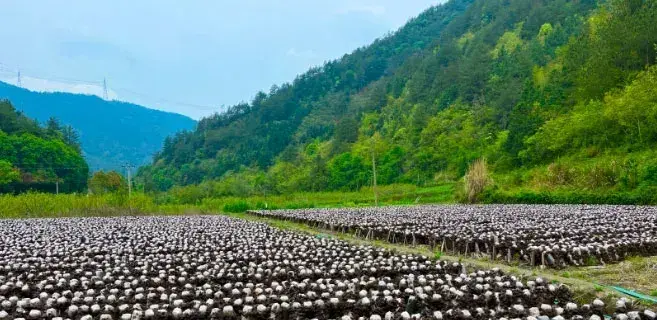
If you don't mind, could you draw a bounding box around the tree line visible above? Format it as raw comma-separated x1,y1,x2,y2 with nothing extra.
0,100,88,193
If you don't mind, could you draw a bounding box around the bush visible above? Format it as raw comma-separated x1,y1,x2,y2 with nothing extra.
483,186,657,205
583,162,618,189
464,158,491,203
641,163,657,186
545,162,576,186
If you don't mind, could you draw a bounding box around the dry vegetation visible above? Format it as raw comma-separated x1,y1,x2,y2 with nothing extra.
464,159,491,203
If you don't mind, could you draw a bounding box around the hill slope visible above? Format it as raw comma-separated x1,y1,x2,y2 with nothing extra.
139,0,657,202
0,81,196,171
1,100,88,193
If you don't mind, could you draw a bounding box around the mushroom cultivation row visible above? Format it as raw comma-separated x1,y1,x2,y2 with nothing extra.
0,216,654,320
249,205,657,268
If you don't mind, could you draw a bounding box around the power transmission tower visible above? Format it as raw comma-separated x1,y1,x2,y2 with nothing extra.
103,78,109,100
17,70,21,88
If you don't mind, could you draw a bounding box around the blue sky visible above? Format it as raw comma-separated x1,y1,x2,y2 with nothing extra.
0,0,441,119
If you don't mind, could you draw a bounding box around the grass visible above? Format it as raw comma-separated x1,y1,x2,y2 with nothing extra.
0,192,196,219
0,183,455,218
186,183,455,213
433,250,443,260
558,256,657,296
485,150,657,205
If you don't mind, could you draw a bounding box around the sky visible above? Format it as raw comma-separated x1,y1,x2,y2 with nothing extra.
0,0,441,120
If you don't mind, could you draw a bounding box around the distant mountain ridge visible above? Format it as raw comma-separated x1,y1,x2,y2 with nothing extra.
0,81,196,171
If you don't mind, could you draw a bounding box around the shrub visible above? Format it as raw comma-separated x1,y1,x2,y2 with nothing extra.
464,158,491,203
545,162,576,187
641,163,657,186
583,162,618,189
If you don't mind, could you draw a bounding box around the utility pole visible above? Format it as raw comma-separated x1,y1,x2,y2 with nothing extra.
122,163,134,198
122,163,135,214
103,78,109,100
55,179,59,195
371,150,378,206
17,70,21,88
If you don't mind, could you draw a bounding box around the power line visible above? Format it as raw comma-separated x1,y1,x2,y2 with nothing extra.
113,86,218,111
0,63,103,85
12,167,88,170
0,61,218,112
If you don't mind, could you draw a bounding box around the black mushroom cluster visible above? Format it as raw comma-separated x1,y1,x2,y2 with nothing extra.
249,205,657,268
0,216,654,320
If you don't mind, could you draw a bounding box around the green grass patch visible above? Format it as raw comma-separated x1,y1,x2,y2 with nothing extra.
0,192,194,219
222,200,251,213
189,183,455,212
433,250,443,260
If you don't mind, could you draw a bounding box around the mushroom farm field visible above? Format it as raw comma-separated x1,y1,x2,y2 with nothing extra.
250,205,657,268
0,214,656,320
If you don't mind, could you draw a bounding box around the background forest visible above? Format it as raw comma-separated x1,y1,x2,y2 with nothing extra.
0,100,88,193
136,0,657,205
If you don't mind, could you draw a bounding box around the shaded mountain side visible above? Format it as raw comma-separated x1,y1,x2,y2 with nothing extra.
0,81,196,171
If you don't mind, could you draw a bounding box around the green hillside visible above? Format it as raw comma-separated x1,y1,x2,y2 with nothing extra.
0,100,88,193
139,0,657,203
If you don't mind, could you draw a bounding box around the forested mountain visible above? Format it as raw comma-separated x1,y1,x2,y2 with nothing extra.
0,82,196,171
139,0,657,199
0,100,88,193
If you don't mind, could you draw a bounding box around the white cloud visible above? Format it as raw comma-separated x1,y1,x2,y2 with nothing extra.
338,4,386,16
286,48,317,59
0,75,119,100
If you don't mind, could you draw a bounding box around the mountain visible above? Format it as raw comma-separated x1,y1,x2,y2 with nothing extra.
0,81,196,171
139,0,657,200
1,100,88,193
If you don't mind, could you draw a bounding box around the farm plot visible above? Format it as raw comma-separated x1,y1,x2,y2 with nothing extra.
249,205,657,268
0,216,654,320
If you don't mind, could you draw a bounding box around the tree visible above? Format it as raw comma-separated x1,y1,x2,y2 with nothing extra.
89,171,126,194
0,101,88,193
61,125,81,152
46,117,62,138
0,160,19,185
0,101,19,134
355,131,387,205
327,152,369,190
